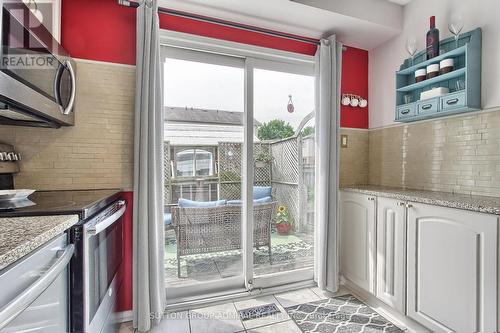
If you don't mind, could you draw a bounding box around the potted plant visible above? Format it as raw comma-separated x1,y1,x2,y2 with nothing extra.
255,151,273,168
275,205,294,235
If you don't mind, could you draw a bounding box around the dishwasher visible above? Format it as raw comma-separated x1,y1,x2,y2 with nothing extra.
0,234,74,333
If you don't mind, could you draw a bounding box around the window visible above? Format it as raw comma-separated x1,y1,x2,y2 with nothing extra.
174,148,215,177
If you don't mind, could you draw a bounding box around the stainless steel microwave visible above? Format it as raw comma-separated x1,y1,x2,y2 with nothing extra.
0,0,75,128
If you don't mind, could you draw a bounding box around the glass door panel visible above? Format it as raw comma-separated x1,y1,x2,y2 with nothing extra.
251,65,316,283
162,48,247,296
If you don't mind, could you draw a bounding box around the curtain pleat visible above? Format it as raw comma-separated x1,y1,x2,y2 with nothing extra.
132,0,166,332
314,35,342,292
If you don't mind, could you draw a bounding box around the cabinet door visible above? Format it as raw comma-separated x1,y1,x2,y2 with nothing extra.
407,203,498,332
340,191,376,294
376,197,406,313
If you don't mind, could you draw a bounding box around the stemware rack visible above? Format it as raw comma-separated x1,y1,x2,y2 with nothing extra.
395,28,481,122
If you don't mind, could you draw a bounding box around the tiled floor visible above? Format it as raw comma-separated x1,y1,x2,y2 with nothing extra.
116,287,346,333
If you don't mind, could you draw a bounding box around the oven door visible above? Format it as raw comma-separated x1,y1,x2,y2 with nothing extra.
82,200,125,333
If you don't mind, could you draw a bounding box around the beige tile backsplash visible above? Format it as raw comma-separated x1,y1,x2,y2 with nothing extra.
340,128,369,186
369,109,500,197
0,60,136,191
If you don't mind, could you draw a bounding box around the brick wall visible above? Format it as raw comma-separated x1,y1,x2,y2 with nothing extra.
0,59,136,191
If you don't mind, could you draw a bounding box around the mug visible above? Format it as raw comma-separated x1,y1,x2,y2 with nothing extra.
341,95,351,106
350,97,359,107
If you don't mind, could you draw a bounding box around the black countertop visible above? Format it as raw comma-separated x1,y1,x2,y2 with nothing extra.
0,189,122,219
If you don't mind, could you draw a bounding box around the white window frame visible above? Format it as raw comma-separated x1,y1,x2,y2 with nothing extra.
161,29,316,306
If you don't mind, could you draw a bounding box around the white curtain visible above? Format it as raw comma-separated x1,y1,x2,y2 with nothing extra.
132,0,166,332
314,35,342,292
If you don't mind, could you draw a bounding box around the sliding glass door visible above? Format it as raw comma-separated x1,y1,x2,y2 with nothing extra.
162,47,248,300
247,59,316,289
162,43,315,303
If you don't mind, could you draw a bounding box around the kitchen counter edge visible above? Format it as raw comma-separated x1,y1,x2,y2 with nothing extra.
0,214,79,272
341,185,500,216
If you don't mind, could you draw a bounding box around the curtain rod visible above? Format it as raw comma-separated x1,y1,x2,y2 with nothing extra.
117,0,321,46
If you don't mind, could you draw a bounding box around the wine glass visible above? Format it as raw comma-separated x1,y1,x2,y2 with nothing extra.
449,12,464,49
405,37,417,66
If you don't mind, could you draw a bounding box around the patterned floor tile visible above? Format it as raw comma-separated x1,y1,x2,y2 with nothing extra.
285,294,404,333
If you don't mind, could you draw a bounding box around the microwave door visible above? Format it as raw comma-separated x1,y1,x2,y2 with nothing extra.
0,2,75,126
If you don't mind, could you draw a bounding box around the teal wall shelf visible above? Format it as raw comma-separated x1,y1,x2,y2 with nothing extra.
395,28,481,123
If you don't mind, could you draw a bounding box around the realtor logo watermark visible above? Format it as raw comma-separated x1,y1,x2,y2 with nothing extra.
1,55,57,69
1,1,58,69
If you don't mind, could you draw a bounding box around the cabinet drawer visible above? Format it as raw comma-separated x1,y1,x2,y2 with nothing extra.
440,92,466,111
396,103,415,119
416,98,438,115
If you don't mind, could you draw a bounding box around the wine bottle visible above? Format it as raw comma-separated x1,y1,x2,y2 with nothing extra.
426,16,440,59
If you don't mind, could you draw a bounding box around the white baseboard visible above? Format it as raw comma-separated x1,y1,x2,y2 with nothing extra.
113,310,133,324
342,279,430,333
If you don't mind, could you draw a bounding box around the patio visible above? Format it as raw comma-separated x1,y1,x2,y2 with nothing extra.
165,228,314,286
163,108,315,286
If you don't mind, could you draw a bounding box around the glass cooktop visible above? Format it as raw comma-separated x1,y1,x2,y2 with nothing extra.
0,189,122,219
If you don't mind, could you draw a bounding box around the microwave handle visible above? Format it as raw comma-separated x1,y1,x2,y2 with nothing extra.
85,200,126,236
53,64,64,106
0,244,74,331
62,60,76,115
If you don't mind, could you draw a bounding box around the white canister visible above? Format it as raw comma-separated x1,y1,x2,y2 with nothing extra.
439,58,454,74
426,64,440,79
415,68,427,83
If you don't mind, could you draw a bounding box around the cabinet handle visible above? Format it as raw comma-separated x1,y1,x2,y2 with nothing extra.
397,202,406,206
367,197,376,201
446,98,459,105
400,109,410,115
406,203,413,208
421,104,432,110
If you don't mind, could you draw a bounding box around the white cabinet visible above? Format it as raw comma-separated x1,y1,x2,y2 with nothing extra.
375,197,406,313
407,203,498,333
340,191,376,294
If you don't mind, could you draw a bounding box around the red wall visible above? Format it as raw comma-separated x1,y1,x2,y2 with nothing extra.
341,47,369,129
116,191,133,312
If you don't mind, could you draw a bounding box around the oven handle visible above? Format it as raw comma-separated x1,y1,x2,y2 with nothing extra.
85,200,126,236
0,244,74,331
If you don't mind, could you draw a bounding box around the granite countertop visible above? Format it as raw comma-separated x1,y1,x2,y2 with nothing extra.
341,185,500,215
0,215,79,271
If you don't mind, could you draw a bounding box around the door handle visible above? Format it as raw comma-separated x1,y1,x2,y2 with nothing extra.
400,109,410,115
0,244,74,330
85,200,126,235
421,104,432,110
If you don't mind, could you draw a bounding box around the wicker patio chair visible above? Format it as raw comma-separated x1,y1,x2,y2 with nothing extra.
172,202,276,277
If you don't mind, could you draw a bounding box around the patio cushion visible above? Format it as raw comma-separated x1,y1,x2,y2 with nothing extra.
227,196,272,205
164,213,172,226
178,198,227,208
253,186,272,199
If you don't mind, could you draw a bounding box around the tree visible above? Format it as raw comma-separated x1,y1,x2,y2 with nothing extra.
257,119,295,141
301,126,314,137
